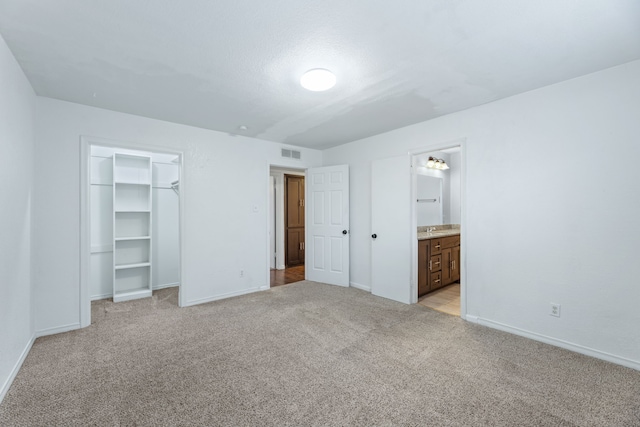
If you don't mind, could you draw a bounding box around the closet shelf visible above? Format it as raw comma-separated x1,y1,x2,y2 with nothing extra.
115,262,151,270
115,236,151,241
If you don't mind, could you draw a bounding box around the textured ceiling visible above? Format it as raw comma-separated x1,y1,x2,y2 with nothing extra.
1,1,639,149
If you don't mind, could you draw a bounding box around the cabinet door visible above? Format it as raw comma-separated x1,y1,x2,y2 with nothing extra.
441,248,452,285
451,245,460,282
286,228,305,266
417,240,429,296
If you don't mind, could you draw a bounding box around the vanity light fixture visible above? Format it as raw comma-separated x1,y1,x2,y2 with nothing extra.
300,68,336,91
426,156,449,170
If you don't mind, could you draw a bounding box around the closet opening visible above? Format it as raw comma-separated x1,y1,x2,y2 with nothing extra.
80,138,183,327
269,166,306,287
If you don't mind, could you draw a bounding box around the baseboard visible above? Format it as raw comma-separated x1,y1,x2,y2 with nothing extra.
350,282,371,292
90,293,112,301
0,334,35,404
183,286,264,307
34,323,80,338
467,316,640,371
90,283,180,301
153,282,179,290
276,264,285,270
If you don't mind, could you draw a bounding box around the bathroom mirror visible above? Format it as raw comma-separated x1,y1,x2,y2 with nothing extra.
416,175,443,226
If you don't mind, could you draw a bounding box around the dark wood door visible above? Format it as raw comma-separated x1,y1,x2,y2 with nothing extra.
441,247,452,287
451,245,460,282
285,175,305,266
418,240,429,296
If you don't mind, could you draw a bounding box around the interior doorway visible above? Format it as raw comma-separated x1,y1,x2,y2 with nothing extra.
413,145,462,316
269,167,306,287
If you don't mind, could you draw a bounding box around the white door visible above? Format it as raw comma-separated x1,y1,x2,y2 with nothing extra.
371,156,412,303
305,165,350,286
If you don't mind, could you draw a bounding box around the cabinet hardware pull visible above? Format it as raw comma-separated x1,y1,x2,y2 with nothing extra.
429,260,432,270
435,261,440,265
453,260,455,270
434,279,440,283
435,245,440,249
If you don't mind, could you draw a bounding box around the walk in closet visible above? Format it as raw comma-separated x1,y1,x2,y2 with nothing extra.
90,145,180,302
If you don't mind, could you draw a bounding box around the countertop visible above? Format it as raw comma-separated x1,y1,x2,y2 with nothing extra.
417,225,461,240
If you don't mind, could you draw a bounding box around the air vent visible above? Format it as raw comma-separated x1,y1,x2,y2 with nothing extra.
281,149,302,160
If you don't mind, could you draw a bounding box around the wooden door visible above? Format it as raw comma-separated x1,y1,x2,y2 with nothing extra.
285,175,305,266
451,245,460,282
441,247,452,287
417,240,429,296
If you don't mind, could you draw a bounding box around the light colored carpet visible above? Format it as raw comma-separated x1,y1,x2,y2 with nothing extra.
1,282,639,426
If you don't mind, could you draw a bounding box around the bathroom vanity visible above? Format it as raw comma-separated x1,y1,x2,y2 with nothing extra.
417,226,460,297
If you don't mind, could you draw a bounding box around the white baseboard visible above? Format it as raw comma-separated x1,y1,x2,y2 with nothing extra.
0,334,35,404
91,293,112,301
153,282,179,290
183,286,264,307
465,316,640,371
90,283,180,301
34,323,80,338
350,282,371,292
276,264,285,270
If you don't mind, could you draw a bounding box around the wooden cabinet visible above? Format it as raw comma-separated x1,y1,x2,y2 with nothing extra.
285,175,305,266
451,245,460,282
418,240,428,296
418,234,460,297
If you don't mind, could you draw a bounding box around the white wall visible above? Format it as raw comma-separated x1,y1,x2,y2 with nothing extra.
0,34,36,401
324,60,640,368
448,151,461,224
32,98,322,334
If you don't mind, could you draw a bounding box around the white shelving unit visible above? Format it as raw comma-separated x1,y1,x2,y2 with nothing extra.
113,153,152,302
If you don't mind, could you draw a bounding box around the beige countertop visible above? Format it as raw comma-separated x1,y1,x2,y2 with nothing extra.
417,225,461,240
417,230,460,240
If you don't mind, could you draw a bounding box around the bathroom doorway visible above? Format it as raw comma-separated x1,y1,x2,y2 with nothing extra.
414,146,462,316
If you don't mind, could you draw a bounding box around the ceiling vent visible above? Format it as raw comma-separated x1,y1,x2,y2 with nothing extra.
281,148,301,160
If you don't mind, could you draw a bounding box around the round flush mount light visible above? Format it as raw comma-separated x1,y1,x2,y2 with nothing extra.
300,68,336,91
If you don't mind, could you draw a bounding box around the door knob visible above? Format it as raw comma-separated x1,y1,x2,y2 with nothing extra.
372,234,377,239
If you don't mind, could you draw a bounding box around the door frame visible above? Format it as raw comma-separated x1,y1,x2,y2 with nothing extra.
266,164,306,287
79,135,185,328
409,138,467,318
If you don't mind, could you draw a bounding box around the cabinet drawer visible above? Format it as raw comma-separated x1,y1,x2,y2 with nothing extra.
430,271,443,290
429,254,442,272
430,239,442,255
441,235,460,249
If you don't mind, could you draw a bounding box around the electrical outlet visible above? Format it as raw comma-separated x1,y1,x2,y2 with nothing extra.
239,270,244,278
550,303,561,317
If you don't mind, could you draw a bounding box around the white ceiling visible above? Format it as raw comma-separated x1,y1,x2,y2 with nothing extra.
1,1,639,149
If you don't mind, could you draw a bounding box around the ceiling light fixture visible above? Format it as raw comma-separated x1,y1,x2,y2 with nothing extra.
425,156,449,170
300,68,336,91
